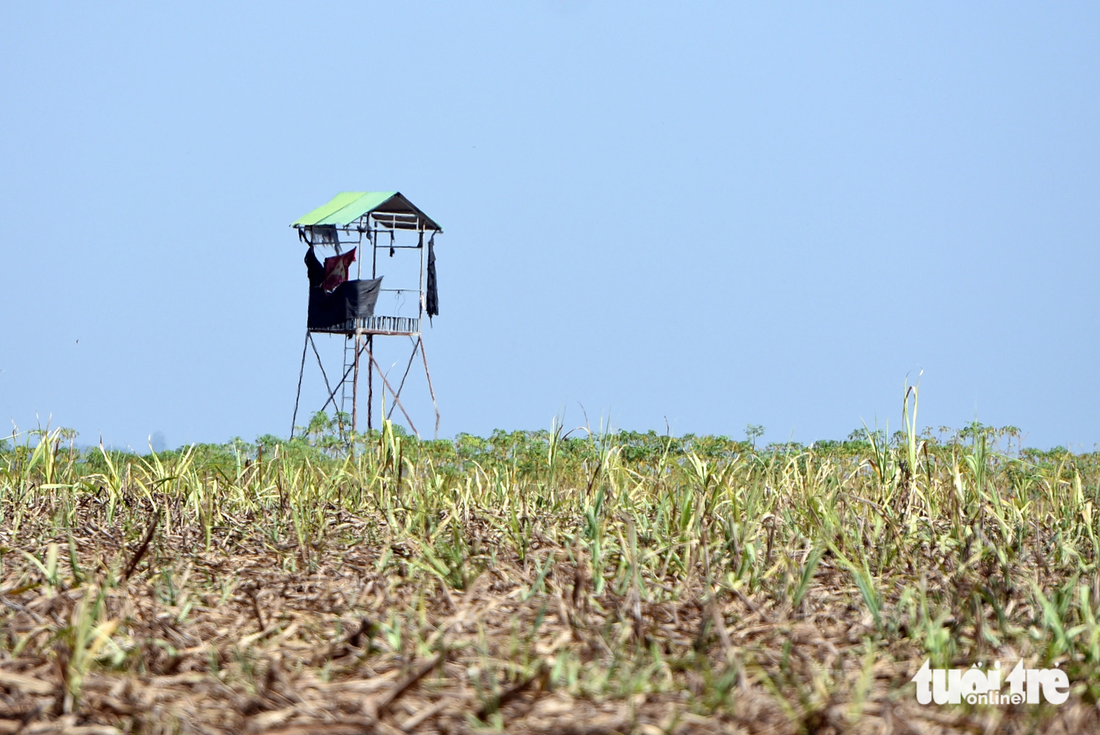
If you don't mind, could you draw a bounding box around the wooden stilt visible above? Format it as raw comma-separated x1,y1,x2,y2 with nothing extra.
352,333,360,435
367,335,374,431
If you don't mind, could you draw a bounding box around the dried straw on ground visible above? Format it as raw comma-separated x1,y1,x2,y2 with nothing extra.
2,424,1099,733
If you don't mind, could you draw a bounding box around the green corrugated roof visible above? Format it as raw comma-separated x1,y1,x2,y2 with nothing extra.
292,191,441,231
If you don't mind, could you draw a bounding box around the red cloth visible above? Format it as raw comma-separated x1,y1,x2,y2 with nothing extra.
322,248,356,291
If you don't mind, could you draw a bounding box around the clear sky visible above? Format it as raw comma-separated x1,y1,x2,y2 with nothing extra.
2,3,1097,451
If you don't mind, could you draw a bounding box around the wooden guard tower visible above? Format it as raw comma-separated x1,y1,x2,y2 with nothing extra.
289,191,442,438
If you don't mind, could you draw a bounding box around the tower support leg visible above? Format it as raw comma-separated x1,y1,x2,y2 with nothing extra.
290,330,309,439
352,333,360,435
386,338,422,423
364,349,419,437
419,337,441,439
366,335,374,431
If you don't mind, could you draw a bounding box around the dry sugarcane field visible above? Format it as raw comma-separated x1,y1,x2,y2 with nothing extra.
3,406,1100,734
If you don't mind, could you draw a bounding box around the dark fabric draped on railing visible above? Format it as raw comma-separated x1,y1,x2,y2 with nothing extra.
306,278,383,331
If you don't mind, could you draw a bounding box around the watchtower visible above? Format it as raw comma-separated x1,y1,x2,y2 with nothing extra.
289,192,442,438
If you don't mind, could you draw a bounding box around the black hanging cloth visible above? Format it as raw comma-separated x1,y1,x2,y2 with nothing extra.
304,247,325,289
426,234,439,322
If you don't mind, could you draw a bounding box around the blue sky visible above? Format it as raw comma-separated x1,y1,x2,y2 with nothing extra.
2,3,1097,451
